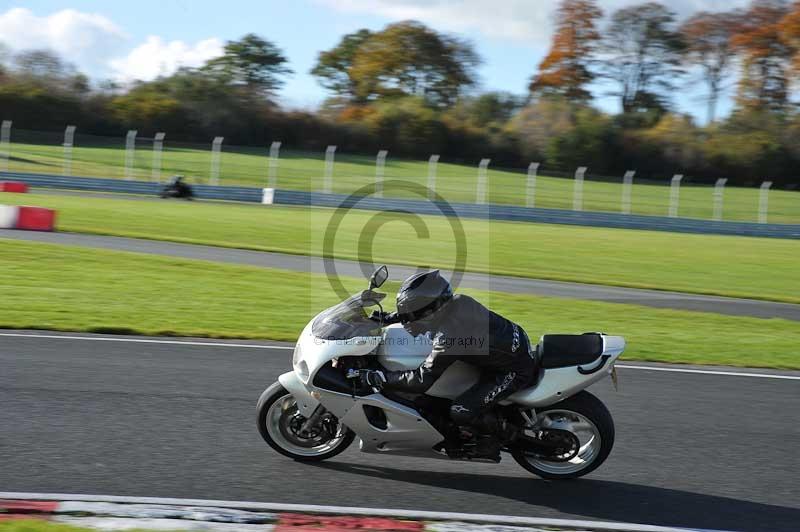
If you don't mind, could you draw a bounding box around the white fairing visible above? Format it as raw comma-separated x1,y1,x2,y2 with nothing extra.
377,324,480,399
292,320,380,384
507,335,626,408
376,324,431,370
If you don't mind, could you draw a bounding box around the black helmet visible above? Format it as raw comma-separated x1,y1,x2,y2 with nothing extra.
396,270,453,324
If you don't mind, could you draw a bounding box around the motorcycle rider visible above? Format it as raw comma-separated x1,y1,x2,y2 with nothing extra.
364,270,540,460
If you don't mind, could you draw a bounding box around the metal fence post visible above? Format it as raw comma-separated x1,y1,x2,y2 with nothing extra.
526,162,540,208
713,178,728,221
427,154,440,200
375,149,388,198
124,130,137,180
621,170,635,214
210,136,224,185
268,141,281,188
151,132,165,182
669,174,683,218
758,181,772,224
573,166,587,211
0,120,10,172
476,158,491,204
323,145,336,193
62,125,76,176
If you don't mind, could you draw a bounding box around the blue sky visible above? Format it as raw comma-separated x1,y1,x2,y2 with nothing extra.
0,0,750,121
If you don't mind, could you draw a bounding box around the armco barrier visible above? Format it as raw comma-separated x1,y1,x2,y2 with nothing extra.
2,171,799,239
0,171,261,202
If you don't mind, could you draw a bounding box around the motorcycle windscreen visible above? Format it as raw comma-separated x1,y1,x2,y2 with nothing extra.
311,294,382,340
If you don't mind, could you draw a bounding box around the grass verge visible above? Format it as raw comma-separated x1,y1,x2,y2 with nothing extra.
2,192,799,304
0,520,173,532
1,238,797,369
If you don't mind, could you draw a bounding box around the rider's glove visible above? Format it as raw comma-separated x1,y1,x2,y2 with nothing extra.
369,311,400,324
361,369,387,391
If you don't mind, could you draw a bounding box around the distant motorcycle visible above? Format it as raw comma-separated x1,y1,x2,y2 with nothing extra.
159,175,193,200
257,265,625,479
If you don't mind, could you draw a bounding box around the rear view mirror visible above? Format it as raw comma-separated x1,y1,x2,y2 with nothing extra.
369,265,389,289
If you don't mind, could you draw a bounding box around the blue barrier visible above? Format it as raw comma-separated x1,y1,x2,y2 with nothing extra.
3,171,799,239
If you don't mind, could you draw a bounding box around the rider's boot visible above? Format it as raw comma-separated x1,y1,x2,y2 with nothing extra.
473,433,501,462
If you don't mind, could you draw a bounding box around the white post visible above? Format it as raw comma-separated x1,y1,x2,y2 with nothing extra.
621,170,635,214
573,166,587,211
758,181,772,224
669,174,683,218
375,149,388,198
151,132,165,182
323,145,336,193
62,125,76,176
427,154,440,200
0,120,10,172
210,136,224,185
124,130,137,180
476,158,491,204
713,178,728,221
268,141,281,188
526,162,540,208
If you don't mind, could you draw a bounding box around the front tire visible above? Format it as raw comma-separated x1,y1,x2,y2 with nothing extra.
257,382,355,461
512,391,615,480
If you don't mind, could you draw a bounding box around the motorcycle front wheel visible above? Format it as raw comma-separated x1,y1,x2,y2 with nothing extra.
257,382,355,461
512,391,615,480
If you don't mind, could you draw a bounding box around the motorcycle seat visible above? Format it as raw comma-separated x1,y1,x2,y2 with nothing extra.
539,334,604,369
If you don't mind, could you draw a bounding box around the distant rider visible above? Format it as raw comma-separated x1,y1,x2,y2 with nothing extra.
363,270,540,460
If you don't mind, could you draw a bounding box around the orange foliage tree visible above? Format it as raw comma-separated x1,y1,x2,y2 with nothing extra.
779,1,800,73
731,0,793,113
530,0,603,102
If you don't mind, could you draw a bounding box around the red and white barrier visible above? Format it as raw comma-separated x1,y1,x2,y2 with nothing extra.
0,205,56,231
0,181,29,193
0,205,19,229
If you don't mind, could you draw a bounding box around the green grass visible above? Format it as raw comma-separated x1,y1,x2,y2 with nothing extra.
0,522,84,532
2,192,799,304
6,138,800,223
1,238,798,369
0,521,179,532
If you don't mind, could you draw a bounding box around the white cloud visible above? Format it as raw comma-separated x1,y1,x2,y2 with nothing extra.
0,7,224,83
109,36,224,82
0,7,127,72
317,0,752,46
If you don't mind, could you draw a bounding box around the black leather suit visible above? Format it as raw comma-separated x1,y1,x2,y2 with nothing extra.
384,294,540,427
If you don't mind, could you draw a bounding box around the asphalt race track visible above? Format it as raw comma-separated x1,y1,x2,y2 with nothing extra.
2,331,798,531
3,229,799,321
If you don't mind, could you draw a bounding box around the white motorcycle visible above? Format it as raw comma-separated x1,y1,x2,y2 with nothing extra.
257,266,625,479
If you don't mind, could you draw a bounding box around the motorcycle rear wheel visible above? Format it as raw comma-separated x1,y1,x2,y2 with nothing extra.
512,391,614,479
257,382,355,461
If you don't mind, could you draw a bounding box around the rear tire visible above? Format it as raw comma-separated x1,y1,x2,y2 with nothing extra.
257,382,355,462
512,391,614,480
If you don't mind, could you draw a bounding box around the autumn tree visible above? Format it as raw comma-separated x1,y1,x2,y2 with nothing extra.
204,33,291,97
311,29,373,101
680,11,741,123
731,0,792,113
312,21,480,107
600,2,685,116
779,1,800,73
530,0,603,102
